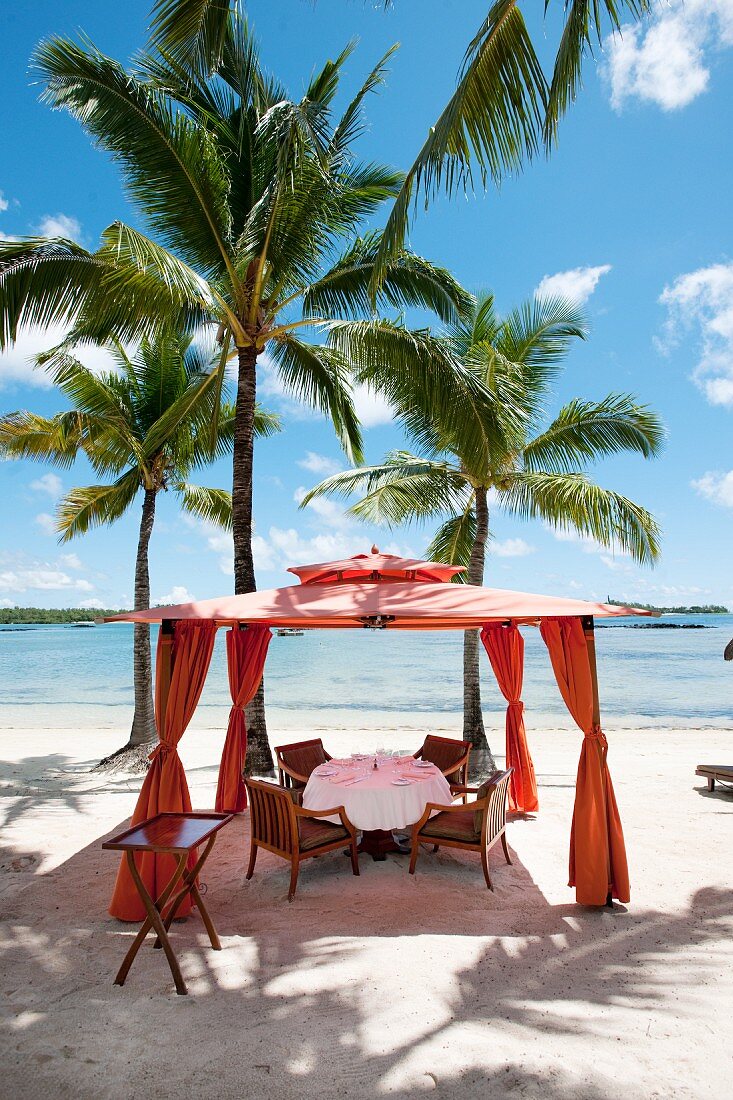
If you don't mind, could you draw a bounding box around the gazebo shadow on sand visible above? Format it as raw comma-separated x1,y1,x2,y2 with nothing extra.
1,807,731,1098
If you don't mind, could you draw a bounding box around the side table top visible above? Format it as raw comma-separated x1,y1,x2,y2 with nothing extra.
102,812,234,853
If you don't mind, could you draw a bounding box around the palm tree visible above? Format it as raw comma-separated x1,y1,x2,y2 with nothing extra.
0,10,480,771
301,293,664,768
0,331,279,767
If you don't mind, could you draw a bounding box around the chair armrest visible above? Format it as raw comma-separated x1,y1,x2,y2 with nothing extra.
411,798,460,836
293,803,357,837
277,761,310,785
449,783,480,796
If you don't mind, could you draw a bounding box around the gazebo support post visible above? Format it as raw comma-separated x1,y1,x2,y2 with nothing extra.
157,619,176,723
581,615,613,908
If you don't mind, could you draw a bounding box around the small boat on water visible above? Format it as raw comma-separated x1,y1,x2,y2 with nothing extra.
70,621,97,628
277,627,304,637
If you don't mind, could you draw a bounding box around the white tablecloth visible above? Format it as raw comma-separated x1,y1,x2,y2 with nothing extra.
302,757,453,832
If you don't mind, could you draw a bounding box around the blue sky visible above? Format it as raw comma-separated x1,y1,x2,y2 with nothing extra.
1,0,732,610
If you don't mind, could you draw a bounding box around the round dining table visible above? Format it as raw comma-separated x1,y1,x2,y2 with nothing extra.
302,755,453,860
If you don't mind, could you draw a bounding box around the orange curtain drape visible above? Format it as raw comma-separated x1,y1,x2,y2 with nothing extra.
109,620,217,921
540,617,630,905
215,625,272,813
481,623,538,814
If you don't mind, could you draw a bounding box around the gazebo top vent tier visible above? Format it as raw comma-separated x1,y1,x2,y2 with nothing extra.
288,547,465,585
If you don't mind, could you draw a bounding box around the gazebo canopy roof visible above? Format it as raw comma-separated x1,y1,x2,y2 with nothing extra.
105,548,652,629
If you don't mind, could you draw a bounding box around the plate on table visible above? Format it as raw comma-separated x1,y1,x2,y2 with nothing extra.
391,778,412,786
413,760,433,768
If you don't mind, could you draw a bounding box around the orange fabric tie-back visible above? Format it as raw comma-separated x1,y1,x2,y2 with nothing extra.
540,617,630,906
215,625,272,813
109,620,217,922
481,624,539,814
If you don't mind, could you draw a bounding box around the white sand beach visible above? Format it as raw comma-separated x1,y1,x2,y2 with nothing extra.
1,723,731,1099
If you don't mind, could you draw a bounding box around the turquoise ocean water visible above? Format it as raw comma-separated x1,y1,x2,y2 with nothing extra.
0,615,731,733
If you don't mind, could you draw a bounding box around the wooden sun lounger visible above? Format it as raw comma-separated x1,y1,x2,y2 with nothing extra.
695,765,733,792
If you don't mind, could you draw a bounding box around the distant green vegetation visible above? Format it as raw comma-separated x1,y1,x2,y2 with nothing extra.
0,607,125,625
608,600,729,614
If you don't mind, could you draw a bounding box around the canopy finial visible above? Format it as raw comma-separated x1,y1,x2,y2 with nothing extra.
371,544,379,554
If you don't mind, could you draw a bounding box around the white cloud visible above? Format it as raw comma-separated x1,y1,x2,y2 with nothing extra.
78,597,105,610
0,567,92,593
0,192,8,213
659,263,733,407
0,323,121,390
605,1,733,112
294,486,352,530
34,513,57,537
297,451,342,477
30,472,63,498
58,552,83,570
352,383,394,428
535,264,611,305
155,585,196,605
600,554,634,573
545,524,629,559
492,538,535,558
692,470,733,508
36,213,83,242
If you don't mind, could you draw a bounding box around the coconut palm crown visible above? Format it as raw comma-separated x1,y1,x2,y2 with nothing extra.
0,332,279,759
301,293,664,761
0,10,492,770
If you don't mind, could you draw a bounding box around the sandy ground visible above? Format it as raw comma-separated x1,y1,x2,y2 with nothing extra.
0,722,732,1099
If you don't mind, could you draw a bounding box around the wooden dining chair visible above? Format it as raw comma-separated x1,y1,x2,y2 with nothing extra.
274,738,332,798
244,778,359,900
413,734,471,797
408,769,513,890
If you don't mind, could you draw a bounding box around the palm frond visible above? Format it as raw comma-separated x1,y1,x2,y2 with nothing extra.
425,508,477,580
0,410,89,468
500,470,661,564
176,482,233,528
544,1,652,145
329,44,399,156
372,0,546,285
327,319,524,471
34,34,234,277
269,335,363,464
56,469,141,541
522,394,665,473
0,238,108,348
301,452,470,526
148,0,234,71
301,233,473,324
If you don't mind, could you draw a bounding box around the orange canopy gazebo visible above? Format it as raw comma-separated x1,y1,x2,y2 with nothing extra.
105,548,652,919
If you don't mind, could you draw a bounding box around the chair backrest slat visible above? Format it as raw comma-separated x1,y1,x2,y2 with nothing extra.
245,778,297,855
274,738,330,786
420,734,470,777
482,769,512,845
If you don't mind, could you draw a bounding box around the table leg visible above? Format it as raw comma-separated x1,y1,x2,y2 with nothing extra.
114,851,189,996
358,829,402,861
156,836,221,950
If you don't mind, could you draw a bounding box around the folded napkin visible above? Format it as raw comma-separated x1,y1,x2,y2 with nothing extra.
329,772,356,784
344,776,368,786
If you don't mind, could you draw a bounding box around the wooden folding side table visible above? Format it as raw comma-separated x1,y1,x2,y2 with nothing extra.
103,812,234,996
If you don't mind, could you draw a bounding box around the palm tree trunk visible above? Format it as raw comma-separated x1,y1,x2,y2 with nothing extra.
463,486,496,776
233,343,273,775
97,488,158,769
129,488,157,747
